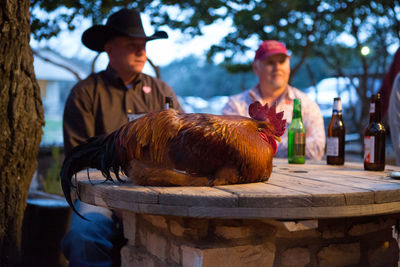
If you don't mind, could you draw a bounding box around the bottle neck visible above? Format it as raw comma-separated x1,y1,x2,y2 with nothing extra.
292,103,302,119
164,96,173,110
333,99,342,115
369,100,381,122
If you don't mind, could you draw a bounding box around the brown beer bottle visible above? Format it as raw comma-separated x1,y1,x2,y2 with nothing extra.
364,94,386,171
327,97,345,165
164,96,174,110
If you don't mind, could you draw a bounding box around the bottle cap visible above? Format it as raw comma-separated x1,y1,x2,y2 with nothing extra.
333,97,342,113
371,94,380,101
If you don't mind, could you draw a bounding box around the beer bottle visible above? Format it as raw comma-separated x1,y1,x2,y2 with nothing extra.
288,98,306,164
327,97,345,165
364,94,386,171
164,96,173,110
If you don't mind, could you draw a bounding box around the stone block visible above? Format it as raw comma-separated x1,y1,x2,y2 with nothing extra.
170,219,185,237
317,243,360,267
169,242,181,264
142,214,168,230
122,212,136,245
168,217,209,240
319,219,347,239
264,219,320,238
281,247,310,267
367,239,399,267
121,245,155,267
184,218,209,240
321,226,345,239
275,228,321,239
281,220,318,232
214,225,252,240
348,218,395,236
138,227,168,261
181,242,275,267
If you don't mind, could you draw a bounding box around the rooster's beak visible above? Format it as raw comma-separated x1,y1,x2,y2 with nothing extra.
273,136,281,142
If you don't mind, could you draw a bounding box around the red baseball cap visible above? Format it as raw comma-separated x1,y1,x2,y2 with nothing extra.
254,40,289,61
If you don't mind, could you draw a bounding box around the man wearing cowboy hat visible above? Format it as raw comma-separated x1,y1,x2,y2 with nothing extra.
62,8,182,266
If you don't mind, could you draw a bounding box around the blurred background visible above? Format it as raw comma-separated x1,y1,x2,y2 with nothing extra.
24,3,400,265
30,1,400,167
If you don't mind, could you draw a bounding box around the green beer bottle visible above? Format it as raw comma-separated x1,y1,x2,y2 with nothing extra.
288,98,306,164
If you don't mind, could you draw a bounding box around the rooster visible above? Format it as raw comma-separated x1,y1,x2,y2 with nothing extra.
61,101,285,216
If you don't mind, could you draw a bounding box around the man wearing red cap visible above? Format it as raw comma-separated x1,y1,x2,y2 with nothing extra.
222,40,325,160
62,8,182,266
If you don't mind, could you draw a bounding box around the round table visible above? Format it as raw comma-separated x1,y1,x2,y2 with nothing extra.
75,158,400,267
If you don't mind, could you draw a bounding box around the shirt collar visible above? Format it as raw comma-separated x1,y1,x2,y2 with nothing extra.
249,85,294,105
286,85,296,100
104,65,142,90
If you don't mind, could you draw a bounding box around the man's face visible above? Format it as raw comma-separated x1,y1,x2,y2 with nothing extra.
105,36,147,75
254,54,290,90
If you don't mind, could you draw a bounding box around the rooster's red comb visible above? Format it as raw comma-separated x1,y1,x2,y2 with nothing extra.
249,101,286,137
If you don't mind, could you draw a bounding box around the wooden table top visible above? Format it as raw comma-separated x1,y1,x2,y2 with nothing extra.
76,158,400,219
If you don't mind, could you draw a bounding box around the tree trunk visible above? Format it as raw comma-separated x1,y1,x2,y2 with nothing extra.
0,1,44,266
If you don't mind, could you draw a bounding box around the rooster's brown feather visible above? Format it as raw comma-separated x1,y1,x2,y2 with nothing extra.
60,102,285,218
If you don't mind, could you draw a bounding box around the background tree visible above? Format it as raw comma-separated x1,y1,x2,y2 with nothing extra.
31,1,400,127
5,0,399,263
311,1,400,136
31,0,166,76
161,55,256,98
0,0,44,265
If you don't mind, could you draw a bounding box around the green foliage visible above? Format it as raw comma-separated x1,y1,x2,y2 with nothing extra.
31,0,145,40
290,57,332,89
41,146,63,195
161,55,333,96
31,1,400,75
31,0,400,136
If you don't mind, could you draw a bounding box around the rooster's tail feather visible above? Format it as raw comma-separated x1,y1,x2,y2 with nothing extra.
60,132,121,220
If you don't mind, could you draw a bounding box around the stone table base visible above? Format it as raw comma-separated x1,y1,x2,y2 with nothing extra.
121,212,399,267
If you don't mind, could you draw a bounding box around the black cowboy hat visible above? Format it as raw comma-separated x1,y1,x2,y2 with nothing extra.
82,8,168,52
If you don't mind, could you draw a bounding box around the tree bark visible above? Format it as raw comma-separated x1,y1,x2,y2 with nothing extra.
0,1,44,266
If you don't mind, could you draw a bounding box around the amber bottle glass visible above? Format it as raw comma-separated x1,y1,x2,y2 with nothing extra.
364,94,385,171
164,96,173,109
327,97,345,165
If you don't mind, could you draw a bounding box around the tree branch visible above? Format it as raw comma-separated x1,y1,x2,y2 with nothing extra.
32,49,82,81
147,57,161,79
90,53,101,74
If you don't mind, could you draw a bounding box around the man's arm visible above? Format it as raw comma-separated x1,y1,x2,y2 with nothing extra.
389,74,400,165
63,86,94,157
222,95,249,116
303,100,326,160
222,99,238,115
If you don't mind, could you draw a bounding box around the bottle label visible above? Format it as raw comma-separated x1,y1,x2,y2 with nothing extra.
294,132,305,156
364,136,375,164
327,137,339,156
369,103,375,114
